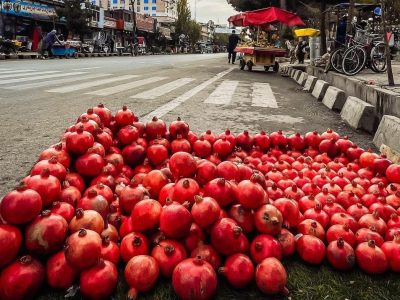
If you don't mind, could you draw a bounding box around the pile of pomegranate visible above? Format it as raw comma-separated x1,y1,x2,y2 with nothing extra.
1,104,400,300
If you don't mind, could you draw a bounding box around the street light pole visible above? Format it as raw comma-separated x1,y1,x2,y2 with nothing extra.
130,0,137,56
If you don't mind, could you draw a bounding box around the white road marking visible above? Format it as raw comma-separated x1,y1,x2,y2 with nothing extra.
72,67,101,71
204,80,239,105
132,78,195,99
86,77,166,96
5,73,110,90
0,72,80,85
47,75,138,93
0,70,59,80
251,82,278,108
0,69,35,75
0,68,11,71
142,67,235,122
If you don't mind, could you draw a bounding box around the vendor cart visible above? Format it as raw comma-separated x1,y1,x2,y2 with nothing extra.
228,7,305,72
51,42,79,59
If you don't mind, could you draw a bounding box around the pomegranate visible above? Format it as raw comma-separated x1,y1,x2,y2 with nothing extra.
358,211,387,236
184,223,206,253
327,238,355,271
254,131,270,150
69,208,104,234
250,234,282,264
46,251,78,290
65,228,102,270
115,105,135,126
100,237,120,265
274,197,300,228
118,125,139,145
66,126,94,155
120,232,150,263
193,137,212,158
330,212,359,233
203,178,236,207
191,196,221,228
124,255,159,299
236,130,254,151
297,219,325,240
277,228,296,257
122,143,146,167
147,144,169,166
228,204,255,233
172,178,200,204
0,225,22,268
269,130,287,148
172,257,217,300
25,210,68,255
31,156,67,181
151,240,187,278
190,244,221,270
211,218,249,256
26,169,61,207
254,204,283,235
169,151,197,179
39,143,71,168
355,240,388,274
236,174,266,209
131,199,162,232
160,200,192,239
355,228,384,247
297,235,326,264
0,256,45,300
146,116,166,139
305,203,330,228
80,259,118,300
142,170,168,199
1,185,42,225
119,181,148,214
326,224,356,247
65,172,85,193
171,136,191,153
304,131,322,149
381,235,400,272
255,257,288,295
169,117,189,138
219,254,254,289
78,189,109,220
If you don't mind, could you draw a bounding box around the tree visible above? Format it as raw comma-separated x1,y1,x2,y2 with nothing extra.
187,20,201,46
213,33,229,47
175,0,191,38
56,0,91,38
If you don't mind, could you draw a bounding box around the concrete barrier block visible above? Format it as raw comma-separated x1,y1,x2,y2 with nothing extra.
311,80,329,101
303,75,318,92
294,70,302,81
322,86,346,111
374,115,400,152
296,72,308,86
290,69,297,78
380,144,400,164
341,96,376,133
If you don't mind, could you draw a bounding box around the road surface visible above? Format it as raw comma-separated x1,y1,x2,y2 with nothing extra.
0,53,374,196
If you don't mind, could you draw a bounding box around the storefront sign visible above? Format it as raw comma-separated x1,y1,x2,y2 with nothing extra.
136,14,155,33
104,17,117,29
124,21,133,32
0,0,56,19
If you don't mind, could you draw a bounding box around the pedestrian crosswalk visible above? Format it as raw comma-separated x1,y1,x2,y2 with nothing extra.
0,68,281,110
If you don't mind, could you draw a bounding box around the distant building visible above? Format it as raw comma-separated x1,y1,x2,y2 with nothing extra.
136,0,177,22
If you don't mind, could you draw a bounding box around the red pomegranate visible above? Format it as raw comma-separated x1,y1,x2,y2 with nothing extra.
115,105,135,127
269,130,287,148
381,235,400,272
122,143,146,168
355,228,384,247
117,125,139,145
358,211,387,236
172,178,200,204
142,170,168,199
219,254,254,289
65,172,85,193
124,255,159,299
203,178,236,207
25,210,68,256
254,131,270,150
146,116,166,139
0,225,22,268
169,117,189,138
304,203,330,229
31,156,67,181
69,209,104,235
184,223,206,253
326,224,356,247
327,238,355,271
190,245,221,270
297,219,325,240
66,127,94,155
26,169,61,207
119,181,148,214
0,185,42,225
273,197,300,229
255,257,288,295
304,131,322,149
172,257,217,300
80,259,118,300
131,199,162,232
151,240,187,278
211,218,249,256
355,240,388,274
193,138,212,158
169,152,197,179
228,204,255,234
65,228,102,270
147,144,168,166
236,130,254,151
330,213,359,233
100,237,120,265
39,143,71,169
46,251,78,290
78,189,109,220
191,196,221,228
236,174,266,209
0,256,45,300
277,228,296,257
160,200,192,239
254,204,283,235
120,232,149,263
250,234,282,264
297,235,326,264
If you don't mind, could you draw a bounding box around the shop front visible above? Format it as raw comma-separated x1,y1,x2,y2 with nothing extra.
0,0,58,51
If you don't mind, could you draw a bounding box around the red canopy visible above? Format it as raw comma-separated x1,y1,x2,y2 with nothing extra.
228,7,305,27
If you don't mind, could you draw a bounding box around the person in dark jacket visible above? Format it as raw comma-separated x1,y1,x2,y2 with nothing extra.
41,29,60,59
228,30,240,64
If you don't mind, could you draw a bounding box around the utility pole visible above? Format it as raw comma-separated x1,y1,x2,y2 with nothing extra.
130,0,137,56
346,0,355,35
320,0,327,54
381,0,395,86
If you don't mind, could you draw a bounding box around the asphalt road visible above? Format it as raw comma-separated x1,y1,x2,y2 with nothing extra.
0,53,375,197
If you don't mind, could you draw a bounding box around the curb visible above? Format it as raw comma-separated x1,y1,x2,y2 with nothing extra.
311,80,329,101
373,115,400,153
322,86,346,111
340,96,377,134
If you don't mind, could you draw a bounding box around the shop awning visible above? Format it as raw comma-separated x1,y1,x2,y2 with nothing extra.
294,28,320,37
228,7,305,27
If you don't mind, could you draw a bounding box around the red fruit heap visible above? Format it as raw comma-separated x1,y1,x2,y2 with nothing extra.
1,105,400,299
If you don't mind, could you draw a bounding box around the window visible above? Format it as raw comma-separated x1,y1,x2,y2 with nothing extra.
113,0,117,4
144,6,148,10
144,0,148,3
137,6,140,12
152,6,156,10
152,0,156,3
152,13,156,16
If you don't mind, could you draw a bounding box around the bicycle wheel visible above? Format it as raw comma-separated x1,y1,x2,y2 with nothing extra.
342,46,367,76
370,43,387,73
330,48,345,73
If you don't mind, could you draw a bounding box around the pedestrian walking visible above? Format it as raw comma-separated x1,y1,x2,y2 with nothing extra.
228,30,240,64
40,29,61,59
296,39,307,64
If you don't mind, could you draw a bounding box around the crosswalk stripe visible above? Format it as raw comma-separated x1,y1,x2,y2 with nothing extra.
0,68,11,71
204,80,239,105
142,67,235,122
5,73,111,90
0,71,78,85
0,70,59,80
251,82,278,108
72,67,101,71
86,77,167,96
47,75,138,93
0,69,35,75
131,78,195,99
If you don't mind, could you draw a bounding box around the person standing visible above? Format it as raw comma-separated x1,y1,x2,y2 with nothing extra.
40,29,60,59
228,30,240,64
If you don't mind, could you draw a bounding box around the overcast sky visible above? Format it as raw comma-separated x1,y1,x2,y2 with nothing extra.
188,0,238,25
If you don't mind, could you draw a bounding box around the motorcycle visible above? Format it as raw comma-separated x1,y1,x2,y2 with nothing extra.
0,36,25,54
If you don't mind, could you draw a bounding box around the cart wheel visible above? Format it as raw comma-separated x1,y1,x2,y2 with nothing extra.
264,66,270,72
240,59,245,70
74,52,78,59
246,61,253,71
273,62,279,73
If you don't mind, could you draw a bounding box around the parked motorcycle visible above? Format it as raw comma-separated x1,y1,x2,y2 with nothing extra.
0,36,25,54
